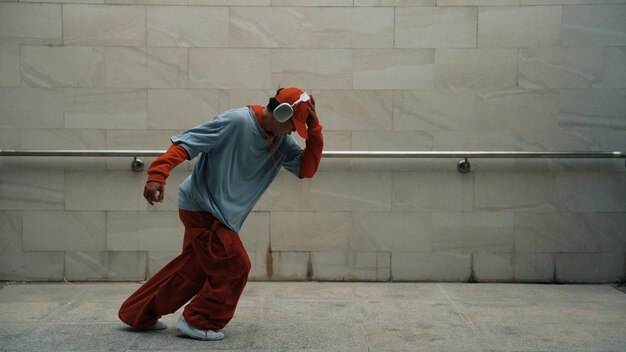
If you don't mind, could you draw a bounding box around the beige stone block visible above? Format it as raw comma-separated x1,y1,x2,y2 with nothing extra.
107,211,183,251
562,5,626,46
105,129,182,150
147,251,178,277
65,170,145,210
65,251,147,281
586,213,626,253
0,87,63,128
436,48,518,89
522,0,603,4
270,212,351,252
311,252,389,281
432,131,517,165
311,171,391,211
148,89,230,130
0,40,20,87
393,90,475,131
190,0,268,4
63,5,145,46
514,212,601,253
0,211,22,252
476,90,559,131
391,252,471,281
354,49,435,90
272,49,351,89
227,89,275,110
269,251,310,280
355,0,434,5
513,253,554,282
246,251,268,280
23,211,106,251
377,252,391,280
310,90,392,131
148,6,228,47
0,129,20,149
33,0,102,2
561,130,626,151
105,47,188,88
558,89,626,130
433,212,514,254
64,88,147,129
474,172,559,212
1,155,102,176
474,253,514,282
273,0,352,5
107,0,184,4
557,172,626,212
21,129,105,150
599,47,626,88
190,48,269,89
0,3,62,44
555,253,625,282
351,212,431,252
239,211,270,253
21,45,105,88
519,48,603,89
255,172,311,211
0,251,64,281
0,169,64,210
439,0,519,5
396,7,476,49
231,7,393,48
392,172,473,212
352,131,433,151
478,6,561,48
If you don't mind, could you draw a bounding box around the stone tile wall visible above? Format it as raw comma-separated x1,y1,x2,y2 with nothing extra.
0,1,624,282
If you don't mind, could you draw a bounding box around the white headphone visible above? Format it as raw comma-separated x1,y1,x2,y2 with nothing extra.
273,92,310,123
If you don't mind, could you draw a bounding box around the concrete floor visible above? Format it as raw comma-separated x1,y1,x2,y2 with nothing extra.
0,282,624,352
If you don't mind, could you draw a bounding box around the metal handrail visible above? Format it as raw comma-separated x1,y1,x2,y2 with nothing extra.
1,149,625,173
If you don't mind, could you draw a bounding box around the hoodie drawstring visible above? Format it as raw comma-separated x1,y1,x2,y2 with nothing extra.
265,132,286,168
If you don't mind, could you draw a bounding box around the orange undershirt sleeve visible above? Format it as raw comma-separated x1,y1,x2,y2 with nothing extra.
299,120,323,179
147,144,190,185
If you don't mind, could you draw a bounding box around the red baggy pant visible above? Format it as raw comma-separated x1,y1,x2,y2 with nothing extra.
118,209,251,331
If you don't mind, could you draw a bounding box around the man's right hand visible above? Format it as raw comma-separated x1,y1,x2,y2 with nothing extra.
144,181,165,206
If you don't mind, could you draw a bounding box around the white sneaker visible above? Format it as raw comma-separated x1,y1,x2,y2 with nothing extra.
175,315,224,341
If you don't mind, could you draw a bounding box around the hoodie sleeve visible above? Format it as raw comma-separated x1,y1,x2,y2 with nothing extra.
146,144,190,185
298,119,323,178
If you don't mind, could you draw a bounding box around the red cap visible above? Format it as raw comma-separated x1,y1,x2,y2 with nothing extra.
275,87,309,139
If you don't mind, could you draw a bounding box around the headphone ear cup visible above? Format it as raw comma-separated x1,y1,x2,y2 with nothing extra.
273,103,293,123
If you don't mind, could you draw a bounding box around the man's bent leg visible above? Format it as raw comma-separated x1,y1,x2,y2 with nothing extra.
183,224,251,331
118,217,205,329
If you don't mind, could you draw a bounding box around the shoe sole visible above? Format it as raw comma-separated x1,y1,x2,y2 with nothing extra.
174,327,223,341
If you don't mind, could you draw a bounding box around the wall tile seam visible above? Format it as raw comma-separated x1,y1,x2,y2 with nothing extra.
7,2,512,7
174,46,622,50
